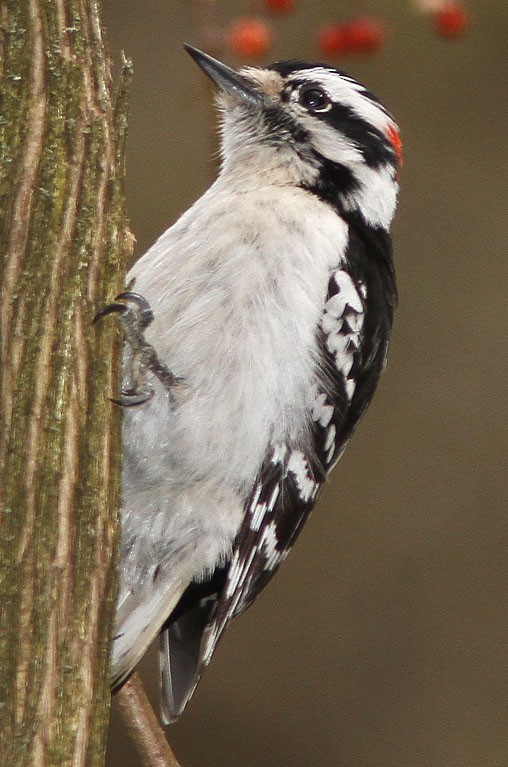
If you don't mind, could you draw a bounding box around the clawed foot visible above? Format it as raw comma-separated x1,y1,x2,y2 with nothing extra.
95,292,183,407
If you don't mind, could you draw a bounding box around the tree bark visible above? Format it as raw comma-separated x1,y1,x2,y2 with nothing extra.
0,1,131,765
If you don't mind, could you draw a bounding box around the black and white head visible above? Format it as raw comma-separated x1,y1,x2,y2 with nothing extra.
185,45,402,232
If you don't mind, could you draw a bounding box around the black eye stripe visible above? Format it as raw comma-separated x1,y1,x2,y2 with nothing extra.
272,73,397,167
314,103,394,167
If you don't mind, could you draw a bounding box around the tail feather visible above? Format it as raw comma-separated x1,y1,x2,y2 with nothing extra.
159,595,218,723
111,578,185,688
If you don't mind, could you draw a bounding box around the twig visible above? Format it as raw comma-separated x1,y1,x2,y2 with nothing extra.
115,673,183,767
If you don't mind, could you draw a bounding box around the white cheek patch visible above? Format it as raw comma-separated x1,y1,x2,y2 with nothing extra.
343,163,398,229
287,81,398,229
299,116,364,166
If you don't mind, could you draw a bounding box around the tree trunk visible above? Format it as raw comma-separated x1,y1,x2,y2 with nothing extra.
0,1,131,764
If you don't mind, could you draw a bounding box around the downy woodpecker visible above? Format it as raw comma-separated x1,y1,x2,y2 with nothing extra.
109,45,401,723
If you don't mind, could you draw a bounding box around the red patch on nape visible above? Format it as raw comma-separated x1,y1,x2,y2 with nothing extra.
386,125,403,166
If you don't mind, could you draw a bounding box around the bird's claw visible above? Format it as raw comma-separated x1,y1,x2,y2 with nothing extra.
111,387,154,407
95,292,183,407
94,291,154,328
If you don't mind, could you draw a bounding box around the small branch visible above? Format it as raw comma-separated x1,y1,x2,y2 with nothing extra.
115,674,183,767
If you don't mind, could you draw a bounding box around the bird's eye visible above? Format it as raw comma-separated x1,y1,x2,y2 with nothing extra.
298,87,331,112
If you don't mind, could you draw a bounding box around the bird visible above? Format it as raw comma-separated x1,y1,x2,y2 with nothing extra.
108,44,401,724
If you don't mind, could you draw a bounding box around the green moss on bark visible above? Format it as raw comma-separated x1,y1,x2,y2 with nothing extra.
0,1,131,765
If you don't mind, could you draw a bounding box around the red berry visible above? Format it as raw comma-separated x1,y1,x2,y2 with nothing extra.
228,19,272,59
318,17,386,57
264,0,295,14
317,25,351,57
344,16,386,54
433,4,468,38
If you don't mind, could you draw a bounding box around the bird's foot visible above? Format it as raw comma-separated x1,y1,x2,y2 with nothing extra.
95,292,184,407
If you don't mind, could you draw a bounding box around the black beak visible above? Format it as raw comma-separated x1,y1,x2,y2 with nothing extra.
184,45,263,107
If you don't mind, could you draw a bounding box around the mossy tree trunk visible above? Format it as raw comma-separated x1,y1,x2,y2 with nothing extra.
0,1,131,764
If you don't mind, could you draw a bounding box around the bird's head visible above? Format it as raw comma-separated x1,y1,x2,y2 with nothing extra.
185,45,401,231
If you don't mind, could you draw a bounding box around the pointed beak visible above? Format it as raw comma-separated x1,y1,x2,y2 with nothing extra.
184,45,263,107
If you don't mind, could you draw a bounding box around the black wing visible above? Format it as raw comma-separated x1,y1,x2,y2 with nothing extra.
160,223,397,722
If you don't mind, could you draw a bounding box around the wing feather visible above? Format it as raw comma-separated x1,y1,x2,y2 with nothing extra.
160,224,396,720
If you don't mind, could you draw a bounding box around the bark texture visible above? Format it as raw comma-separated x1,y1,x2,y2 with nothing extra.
0,1,131,764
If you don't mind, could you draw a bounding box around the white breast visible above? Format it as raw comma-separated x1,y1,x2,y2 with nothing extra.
125,179,348,497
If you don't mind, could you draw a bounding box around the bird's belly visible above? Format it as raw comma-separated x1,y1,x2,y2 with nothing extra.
122,299,315,498
120,187,348,577
119,300,314,589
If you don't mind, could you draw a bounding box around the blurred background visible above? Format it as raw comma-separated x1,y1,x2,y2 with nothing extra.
102,2,507,765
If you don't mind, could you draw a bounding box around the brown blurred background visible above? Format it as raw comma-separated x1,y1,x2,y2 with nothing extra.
102,2,507,765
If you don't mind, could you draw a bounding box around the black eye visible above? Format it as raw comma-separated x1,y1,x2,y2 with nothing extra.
298,87,331,112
